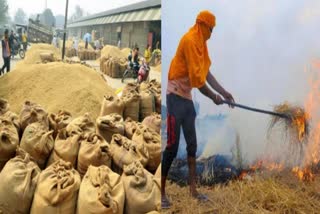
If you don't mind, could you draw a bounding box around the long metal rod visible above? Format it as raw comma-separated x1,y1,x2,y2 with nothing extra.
222,100,290,119
62,0,69,60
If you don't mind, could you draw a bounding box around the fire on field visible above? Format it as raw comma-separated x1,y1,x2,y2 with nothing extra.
164,60,320,213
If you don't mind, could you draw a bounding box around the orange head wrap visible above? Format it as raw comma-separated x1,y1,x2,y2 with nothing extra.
196,10,216,28
168,10,216,89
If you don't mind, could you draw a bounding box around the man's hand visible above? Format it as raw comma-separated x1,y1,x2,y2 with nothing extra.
222,91,235,108
212,94,223,105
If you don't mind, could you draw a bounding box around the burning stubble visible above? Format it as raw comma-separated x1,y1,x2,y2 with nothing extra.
269,102,310,143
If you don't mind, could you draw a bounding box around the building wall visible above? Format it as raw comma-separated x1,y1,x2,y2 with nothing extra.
67,20,160,54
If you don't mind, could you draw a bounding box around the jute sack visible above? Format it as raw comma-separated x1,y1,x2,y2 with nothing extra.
132,126,161,171
109,134,149,171
124,117,139,139
154,163,161,179
155,93,161,114
0,98,9,115
111,60,121,78
84,50,89,60
77,133,112,177
119,61,126,76
106,60,112,76
103,61,108,75
154,164,161,188
139,82,151,92
0,114,20,170
121,161,161,214
2,110,20,136
77,165,125,214
95,50,101,59
142,113,161,134
96,113,124,143
40,52,54,62
46,129,81,168
148,85,161,114
92,51,96,60
48,110,72,138
150,79,161,89
78,50,84,60
30,160,81,214
123,92,140,122
66,113,95,136
0,149,40,214
100,56,108,74
100,95,125,117
20,101,49,132
20,122,54,169
139,90,155,121
122,83,139,96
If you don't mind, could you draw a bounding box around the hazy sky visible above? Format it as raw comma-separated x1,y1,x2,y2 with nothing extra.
162,0,320,116
9,0,144,17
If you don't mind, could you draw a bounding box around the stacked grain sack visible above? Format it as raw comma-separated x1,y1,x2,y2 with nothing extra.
65,39,77,58
77,40,101,61
0,96,161,213
100,45,127,78
0,79,161,213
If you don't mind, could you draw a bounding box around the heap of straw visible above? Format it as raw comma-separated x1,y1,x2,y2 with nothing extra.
164,173,320,214
269,102,309,143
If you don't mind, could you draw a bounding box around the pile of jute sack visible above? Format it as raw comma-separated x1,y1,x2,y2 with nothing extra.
78,49,101,61
100,56,127,78
65,47,77,58
117,81,162,119
0,87,161,214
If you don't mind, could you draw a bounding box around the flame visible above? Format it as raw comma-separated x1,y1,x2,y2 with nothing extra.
303,60,320,166
249,160,284,172
292,110,309,142
292,167,315,181
238,171,248,180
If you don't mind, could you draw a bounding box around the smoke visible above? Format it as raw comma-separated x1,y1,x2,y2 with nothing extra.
162,0,320,164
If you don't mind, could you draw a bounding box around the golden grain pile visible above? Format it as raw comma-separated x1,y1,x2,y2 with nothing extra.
0,62,114,119
164,172,320,214
121,48,131,57
101,45,127,59
16,44,61,66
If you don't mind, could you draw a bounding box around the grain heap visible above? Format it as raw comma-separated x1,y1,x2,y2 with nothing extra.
121,48,131,57
16,43,61,66
99,45,128,78
0,62,114,119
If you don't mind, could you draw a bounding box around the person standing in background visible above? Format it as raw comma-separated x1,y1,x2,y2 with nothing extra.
22,31,28,51
144,44,152,63
1,29,12,75
85,38,89,49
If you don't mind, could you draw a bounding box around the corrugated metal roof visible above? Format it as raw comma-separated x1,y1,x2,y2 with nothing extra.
69,0,160,24
68,7,160,28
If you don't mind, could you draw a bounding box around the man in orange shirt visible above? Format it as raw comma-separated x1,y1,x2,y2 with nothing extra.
161,11,235,208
